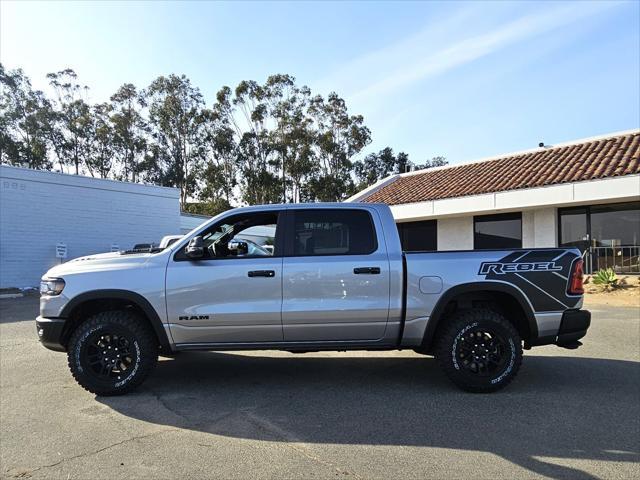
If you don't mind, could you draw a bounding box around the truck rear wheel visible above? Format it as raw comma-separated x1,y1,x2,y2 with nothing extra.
434,308,522,393
67,310,157,396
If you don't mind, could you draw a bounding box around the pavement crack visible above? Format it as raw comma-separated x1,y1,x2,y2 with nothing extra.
147,389,189,423
145,390,241,429
25,428,177,474
245,411,364,479
0,342,31,349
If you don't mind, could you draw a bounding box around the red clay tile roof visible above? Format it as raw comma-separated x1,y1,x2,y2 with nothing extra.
363,131,640,205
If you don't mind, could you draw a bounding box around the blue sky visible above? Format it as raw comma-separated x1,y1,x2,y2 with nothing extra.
1,0,638,164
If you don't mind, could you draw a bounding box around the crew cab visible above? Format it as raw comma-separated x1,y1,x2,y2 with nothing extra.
36,203,591,395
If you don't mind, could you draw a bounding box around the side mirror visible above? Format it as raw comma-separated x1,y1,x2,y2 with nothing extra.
228,240,249,256
185,236,204,259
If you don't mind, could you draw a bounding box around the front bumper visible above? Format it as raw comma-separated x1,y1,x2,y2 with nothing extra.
555,309,591,348
35,316,67,352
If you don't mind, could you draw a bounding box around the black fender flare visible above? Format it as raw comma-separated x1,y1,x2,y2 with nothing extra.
421,281,538,351
60,289,172,351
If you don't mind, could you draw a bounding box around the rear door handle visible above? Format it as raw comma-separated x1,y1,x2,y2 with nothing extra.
248,270,276,278
353,267,381,275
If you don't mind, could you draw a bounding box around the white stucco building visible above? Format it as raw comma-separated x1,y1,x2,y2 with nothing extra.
349,130,640,273
0,165,182,288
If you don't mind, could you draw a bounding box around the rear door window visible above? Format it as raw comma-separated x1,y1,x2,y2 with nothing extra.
290,209,377,256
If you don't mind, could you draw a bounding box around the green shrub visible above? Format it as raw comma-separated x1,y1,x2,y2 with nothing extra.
592,268,619,290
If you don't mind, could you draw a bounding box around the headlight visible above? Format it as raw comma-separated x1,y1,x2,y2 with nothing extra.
40,277,65,296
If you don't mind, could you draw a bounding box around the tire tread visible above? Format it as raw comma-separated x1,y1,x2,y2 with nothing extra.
67,310,157,396
435,308,523,393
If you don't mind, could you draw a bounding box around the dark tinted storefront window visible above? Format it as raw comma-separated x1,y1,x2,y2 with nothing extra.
474,213,522,249
397,220,437,252
590,203,639,247
559,207,589,251
558,202,640,273
559,202,640,249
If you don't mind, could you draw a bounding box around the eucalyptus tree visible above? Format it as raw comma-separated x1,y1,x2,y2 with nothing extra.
89,102,115,178
213,75,324,204
281,117,315,203
109,83,147,182
353,147,399,191
0,64,388,205
306,92,371,201
0,64,52,169
201,107,237,205
46,68,93,174
264,74,316,203
357,135,447,187
413,156,447,170
214,80,281,205
353,148,448,191
144,74,207,206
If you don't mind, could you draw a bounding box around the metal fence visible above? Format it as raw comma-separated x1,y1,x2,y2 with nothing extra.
584,246,640,274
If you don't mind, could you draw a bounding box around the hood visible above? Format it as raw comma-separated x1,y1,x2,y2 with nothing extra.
45,250,159,278
70,251,127,262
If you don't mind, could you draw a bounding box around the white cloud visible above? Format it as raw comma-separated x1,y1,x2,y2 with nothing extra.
318,1,622,105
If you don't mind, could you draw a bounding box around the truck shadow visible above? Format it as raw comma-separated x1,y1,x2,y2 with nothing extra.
99,352,639,479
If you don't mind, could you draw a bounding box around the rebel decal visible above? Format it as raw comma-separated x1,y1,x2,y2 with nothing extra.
478,249,582,312
478,261,562,275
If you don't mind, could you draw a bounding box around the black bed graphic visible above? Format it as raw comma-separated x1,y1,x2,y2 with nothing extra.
479,249,582,312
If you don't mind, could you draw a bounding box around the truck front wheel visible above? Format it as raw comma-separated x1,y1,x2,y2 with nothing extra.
67,310,158,396
434,309,522,393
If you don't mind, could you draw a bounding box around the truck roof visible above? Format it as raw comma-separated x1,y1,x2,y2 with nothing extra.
224,202,388,213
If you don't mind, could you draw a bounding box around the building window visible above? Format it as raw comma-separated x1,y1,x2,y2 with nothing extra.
559,202,640,249
559,201,640,273
397,220,437,252
590,203,639,247
474,213,522,250
559,206,589,250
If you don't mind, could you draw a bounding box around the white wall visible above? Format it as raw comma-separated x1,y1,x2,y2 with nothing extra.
522,208,557,248
437,216,474,250
534,208,557,247
522,211,536,248
430,208,558,251
0,166,181,288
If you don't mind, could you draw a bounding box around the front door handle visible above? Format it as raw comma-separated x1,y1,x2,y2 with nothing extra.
353,267,381,275
248,270,276,278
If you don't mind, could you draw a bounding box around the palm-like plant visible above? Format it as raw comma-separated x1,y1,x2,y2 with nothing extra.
592,268,619,290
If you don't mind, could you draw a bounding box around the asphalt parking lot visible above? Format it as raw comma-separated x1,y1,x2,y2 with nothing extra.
1,295,638,479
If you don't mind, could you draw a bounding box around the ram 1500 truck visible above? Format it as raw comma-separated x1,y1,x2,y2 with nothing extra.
37,203,591,395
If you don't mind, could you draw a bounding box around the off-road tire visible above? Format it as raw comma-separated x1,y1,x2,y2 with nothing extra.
435,308,522,393
67,310,158,396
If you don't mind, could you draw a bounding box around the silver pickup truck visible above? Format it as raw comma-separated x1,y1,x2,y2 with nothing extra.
37,203,590,395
